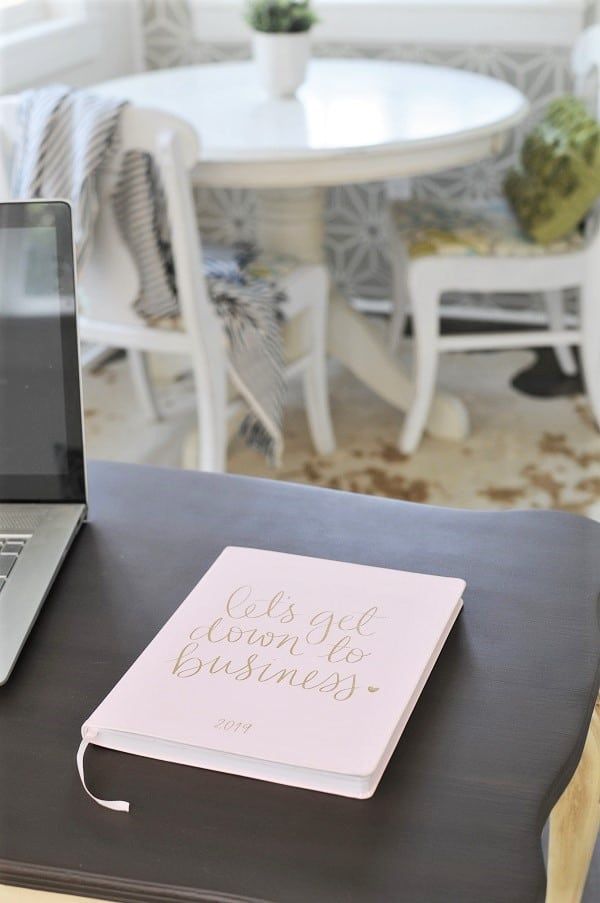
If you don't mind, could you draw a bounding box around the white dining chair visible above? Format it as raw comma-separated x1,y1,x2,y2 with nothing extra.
0,100,335,472
388,25,600,454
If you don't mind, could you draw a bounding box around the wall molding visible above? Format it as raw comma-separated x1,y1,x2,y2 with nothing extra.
191,0,593,47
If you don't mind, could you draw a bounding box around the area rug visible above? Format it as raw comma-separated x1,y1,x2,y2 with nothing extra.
82,344,600,521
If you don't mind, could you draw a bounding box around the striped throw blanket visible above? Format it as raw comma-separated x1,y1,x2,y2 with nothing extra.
12,85,287,463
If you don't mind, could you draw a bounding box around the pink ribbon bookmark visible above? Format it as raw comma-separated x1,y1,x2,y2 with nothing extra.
77,729,130,813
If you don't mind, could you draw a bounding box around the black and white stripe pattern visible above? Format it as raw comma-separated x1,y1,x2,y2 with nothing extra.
113,149,180,321
13,86,125,265
204,244,287,463
12,86,286,463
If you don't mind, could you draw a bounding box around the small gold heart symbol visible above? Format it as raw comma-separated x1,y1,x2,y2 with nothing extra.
367,686,379,693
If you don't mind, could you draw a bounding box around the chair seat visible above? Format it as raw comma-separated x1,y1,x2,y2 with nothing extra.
80,252,322,351
393,197,585,259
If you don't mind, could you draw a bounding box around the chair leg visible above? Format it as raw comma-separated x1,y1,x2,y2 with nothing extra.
128,350,162,421
399,283,441,455
303,293,336,456
192,356,228,473
580,281,600,431
544,290,578,377
389,239,411,352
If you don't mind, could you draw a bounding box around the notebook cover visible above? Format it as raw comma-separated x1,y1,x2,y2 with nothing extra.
83,547,464,789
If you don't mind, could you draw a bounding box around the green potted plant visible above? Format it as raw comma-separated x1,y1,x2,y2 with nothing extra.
245,1,319,98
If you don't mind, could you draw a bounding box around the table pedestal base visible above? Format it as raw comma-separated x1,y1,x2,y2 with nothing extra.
256,186,470,445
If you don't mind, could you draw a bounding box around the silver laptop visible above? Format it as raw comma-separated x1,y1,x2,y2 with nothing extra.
0,200,87,685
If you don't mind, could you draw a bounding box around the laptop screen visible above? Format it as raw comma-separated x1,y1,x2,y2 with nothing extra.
0,202,86,503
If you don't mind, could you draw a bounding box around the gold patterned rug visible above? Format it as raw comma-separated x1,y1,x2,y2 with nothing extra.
83,346,600,520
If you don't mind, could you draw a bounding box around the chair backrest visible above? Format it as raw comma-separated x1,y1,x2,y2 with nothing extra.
0,95,223,354
572,24,600,118
571,26,600,247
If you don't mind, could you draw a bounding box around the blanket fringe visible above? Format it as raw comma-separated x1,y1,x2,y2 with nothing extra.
240,415,282,467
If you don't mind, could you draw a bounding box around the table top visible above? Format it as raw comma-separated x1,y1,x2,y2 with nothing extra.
1,462,599,903
95,60,529,187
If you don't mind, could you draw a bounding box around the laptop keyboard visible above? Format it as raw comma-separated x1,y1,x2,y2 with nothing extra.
0,536,29,593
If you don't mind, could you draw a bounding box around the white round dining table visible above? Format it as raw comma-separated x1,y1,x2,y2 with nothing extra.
95,60,529,443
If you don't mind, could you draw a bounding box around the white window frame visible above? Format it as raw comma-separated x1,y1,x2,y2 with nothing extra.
0,0,101,93
191,0,592,47
0,0,47,33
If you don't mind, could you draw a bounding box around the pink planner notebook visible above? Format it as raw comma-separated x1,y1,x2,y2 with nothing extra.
77,547,465,811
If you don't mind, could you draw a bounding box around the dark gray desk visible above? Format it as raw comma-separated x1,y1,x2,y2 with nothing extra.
1,461,599,903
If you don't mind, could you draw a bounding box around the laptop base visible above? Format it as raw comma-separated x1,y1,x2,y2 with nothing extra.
0,503,86,685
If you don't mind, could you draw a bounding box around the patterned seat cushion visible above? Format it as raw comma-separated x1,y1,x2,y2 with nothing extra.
241,248,300,283
393,198,585,259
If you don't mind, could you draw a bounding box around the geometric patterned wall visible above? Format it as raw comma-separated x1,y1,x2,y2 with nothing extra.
142,1,574,304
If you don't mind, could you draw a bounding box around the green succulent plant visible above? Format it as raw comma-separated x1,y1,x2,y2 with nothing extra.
245,0,319,33
504,96,600,244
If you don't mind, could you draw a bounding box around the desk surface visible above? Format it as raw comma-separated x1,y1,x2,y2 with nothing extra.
1,462,599,903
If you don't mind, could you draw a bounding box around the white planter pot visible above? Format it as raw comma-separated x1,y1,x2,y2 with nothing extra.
252,32,311,99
